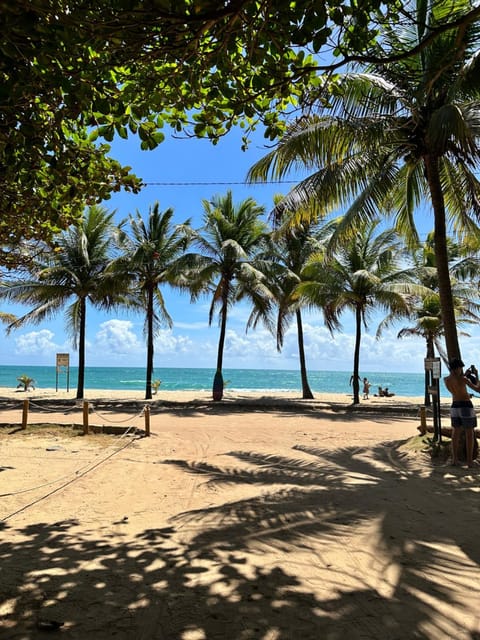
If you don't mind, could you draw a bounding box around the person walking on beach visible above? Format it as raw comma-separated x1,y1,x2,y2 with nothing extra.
362,377,371,400
444,358,479,467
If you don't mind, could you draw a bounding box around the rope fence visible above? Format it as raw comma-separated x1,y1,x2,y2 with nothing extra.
1,421,141,523
15,398,151,436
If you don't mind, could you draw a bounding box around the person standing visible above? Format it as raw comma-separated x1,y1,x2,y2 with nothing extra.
465,364,479,386
362,377,371,400
444,358,479,467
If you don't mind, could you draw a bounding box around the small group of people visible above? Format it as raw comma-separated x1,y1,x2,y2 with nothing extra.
445,359,480,468
375,386,395,398
350,375,395,400
351,359,480,468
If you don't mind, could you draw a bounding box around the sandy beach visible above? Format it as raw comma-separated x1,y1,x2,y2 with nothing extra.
2,388,480,639
0,384,445,410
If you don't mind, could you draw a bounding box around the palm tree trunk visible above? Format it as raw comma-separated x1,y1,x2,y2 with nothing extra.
296,309,314,399
213,302,227,401
216,306,227,373
76,297,86,400
425,155,461,363
145,287,154,400
352,305,362,405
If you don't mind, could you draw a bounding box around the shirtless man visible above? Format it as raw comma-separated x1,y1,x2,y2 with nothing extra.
444,358,479,467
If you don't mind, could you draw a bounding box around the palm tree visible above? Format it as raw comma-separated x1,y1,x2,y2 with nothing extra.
115,203,192,400
248,0,480,367
16,373,35,391
252,213,337,399
188,191,271,400
298,221,412,404
0,206,122,399
382,233,480,404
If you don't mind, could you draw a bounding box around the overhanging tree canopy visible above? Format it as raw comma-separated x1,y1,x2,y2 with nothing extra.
2,0,479,253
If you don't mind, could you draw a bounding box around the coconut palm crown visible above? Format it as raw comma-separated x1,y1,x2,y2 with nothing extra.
115,203,192,400
251,211,338,399
380,233,480,404
187,190,271,400
298,220,413,404
248,0,480,368
0,206,122,399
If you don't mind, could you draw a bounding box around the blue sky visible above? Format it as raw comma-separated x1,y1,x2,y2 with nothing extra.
3,127,479,374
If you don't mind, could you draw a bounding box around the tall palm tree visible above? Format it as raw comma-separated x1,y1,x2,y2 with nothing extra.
299,221,412,404
115,203,192,399
0,206,121,399
248,0,480,367
252,214,337,399
188,191,271,400
382,233,480,404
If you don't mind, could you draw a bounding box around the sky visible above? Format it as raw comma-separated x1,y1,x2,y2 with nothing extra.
3,126,480,374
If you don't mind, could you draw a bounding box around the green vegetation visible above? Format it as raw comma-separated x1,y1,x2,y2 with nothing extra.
16,374,35,392
2,1,480,256
2,206,126,399
0,0,401,254
382,233,480,405
186,191,270,400
248,0,480,368
299,221,414,404
2,1,480,398
114,203,192,399
252,209,338,399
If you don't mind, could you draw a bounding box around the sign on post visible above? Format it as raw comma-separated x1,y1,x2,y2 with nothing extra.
425,357,441,379
424,357,442,441
56,353,70,392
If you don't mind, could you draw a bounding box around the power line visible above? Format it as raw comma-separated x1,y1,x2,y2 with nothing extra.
143,180,300,186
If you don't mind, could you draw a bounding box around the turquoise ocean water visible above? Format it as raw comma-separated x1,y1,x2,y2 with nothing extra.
0,365,428,397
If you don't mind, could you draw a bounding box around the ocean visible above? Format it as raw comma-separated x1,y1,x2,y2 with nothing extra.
0,365,430,397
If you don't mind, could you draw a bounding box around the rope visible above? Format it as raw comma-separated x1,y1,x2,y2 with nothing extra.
0,423,138,499
27,400,77,414
89,404,147,424
1,426,139,522
19,399,148,423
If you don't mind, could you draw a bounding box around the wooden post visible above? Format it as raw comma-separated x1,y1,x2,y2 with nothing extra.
83,401,89,435
144,405,150,437
419,405,427,435
22,399,29,430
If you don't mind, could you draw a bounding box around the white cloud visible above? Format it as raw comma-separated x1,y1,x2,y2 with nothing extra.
154,329,194,354
88,321,202,367
8,309,480,375
273,323,429,373
14,329,60,356
224,328,272,356
94,319,142,356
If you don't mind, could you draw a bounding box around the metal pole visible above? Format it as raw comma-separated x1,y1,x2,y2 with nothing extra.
436,378,442,443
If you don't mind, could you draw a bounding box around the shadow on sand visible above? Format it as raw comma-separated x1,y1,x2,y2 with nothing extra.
2,439,480,638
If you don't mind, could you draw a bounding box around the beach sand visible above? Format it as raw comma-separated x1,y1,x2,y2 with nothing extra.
2,388,480,639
